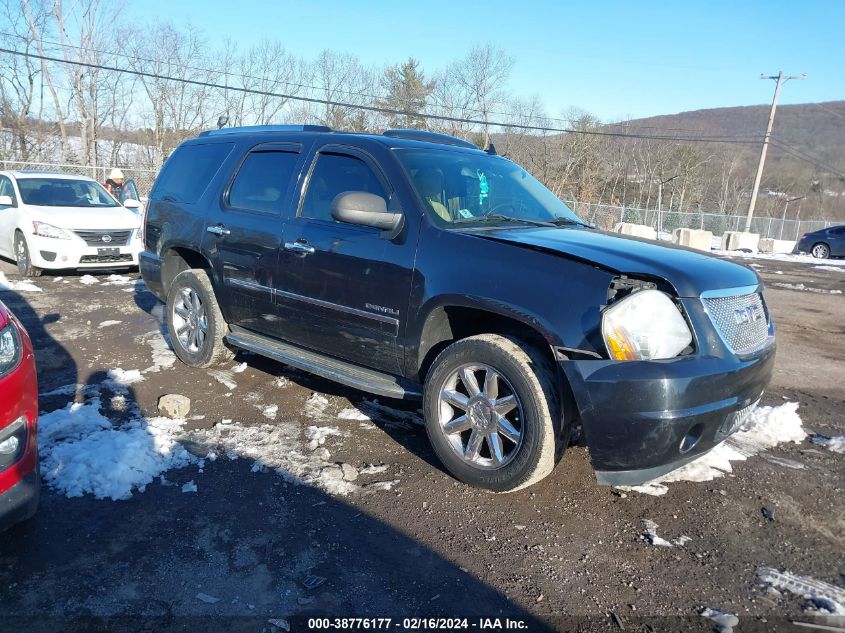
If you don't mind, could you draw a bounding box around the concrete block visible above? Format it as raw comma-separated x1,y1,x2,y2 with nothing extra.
615,222,657,240
758,238,796,254
673,228,714,252
721,231,760,252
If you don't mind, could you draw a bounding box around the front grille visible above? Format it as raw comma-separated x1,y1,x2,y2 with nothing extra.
703,292,770,354
80,254,133,263
74,229,132,247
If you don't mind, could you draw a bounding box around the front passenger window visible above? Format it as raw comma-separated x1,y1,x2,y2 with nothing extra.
300,153,387,222
0,177,15,205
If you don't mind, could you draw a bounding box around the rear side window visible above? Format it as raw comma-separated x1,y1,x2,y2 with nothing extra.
227,150,299,214
300,153,387,222
151,142,233,204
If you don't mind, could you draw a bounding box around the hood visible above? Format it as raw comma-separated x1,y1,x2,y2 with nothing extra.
464,226,759,298
27,205,140,230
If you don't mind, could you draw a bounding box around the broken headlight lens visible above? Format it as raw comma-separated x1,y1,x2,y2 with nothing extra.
602,289,692,361
0,323,22,377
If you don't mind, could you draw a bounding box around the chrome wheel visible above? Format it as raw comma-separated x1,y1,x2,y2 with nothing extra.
812,243,830,259
437,363,524,469
171,287,208,353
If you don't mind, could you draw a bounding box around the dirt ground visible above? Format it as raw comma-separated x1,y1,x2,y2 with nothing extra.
0,253,843,633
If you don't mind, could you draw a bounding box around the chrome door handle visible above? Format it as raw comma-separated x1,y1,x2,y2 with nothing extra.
206,225,230,236
284,241,315,255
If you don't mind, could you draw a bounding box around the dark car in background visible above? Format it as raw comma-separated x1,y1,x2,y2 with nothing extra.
0,299,39,530
795,225,845,259
140,125,775,492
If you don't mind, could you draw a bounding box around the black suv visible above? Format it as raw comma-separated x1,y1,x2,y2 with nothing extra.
140,125,775,492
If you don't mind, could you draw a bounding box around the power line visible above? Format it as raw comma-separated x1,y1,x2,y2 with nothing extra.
0,46,768,145
769,138,845,178
0,30,582,127
2,30,774,141
812,102,845,121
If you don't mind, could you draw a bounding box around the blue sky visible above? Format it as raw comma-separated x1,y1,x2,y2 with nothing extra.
125,0,844,121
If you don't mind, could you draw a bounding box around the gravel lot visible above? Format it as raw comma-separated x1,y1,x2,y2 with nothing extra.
0,253,843,632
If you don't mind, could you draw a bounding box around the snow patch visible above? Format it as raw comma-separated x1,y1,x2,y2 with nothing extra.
261,404,278,420
98,320,122,328
772,282,843,294
232,362,248,373
642,520,690,547
618,402,806,496
814,265,845,273
181,481,198,493
208,369,237,390
700,607,738,633
105,368,144,387
138,331,176,373
811,434,845,454
79,274,100,285
717,250,845,266
39,398,197,500
757,567,845,615
304,393,330,419
0,272,41,292
305,425,343,451
338,407,371,421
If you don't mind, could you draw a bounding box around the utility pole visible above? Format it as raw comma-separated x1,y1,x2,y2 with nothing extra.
744,71,805,232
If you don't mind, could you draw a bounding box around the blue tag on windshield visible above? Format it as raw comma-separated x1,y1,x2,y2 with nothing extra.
477,170,488,206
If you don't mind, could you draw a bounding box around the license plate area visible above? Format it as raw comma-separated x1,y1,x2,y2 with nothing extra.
97,247,120,256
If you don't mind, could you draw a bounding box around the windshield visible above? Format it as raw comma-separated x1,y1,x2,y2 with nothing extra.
17,177,120,208
396,149,583,227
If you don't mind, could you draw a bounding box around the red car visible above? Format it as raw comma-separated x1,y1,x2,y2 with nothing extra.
0,298,39,530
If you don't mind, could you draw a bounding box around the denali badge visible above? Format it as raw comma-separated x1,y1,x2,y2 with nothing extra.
733,305,763,325
365,303,399,317
101,234,113,243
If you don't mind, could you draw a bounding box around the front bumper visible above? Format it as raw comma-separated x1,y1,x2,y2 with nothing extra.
27,233,142,270
562,342,776,486
0,468,39,531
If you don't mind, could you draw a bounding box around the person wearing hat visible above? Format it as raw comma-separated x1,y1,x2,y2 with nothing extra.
104,168,126,199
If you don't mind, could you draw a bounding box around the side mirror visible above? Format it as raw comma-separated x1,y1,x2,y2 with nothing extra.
123,198,142,209
331,191,402,232
0,195,13,206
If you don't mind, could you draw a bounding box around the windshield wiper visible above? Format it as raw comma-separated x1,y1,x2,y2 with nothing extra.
453,214,557,228
549,217,590,227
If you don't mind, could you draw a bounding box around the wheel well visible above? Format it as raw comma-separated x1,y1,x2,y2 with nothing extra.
161,247,212,295
417,306,553,382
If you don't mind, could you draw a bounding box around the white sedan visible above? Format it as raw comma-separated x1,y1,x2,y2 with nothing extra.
0,171,143,277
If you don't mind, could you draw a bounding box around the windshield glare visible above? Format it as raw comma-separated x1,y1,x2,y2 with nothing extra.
17,177,119,208
396,149,582,227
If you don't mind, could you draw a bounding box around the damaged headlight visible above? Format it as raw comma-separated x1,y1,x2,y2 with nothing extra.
602,289,692,360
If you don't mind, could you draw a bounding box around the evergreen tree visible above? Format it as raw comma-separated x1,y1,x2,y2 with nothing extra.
377,58,435,130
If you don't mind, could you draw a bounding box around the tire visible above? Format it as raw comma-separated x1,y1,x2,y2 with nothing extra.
811,242,830,259
423,334,562,493
166,268,234,368
14,232,42,277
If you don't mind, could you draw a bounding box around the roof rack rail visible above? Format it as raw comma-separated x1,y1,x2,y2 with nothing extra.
200,124,333,137
382,129,478,149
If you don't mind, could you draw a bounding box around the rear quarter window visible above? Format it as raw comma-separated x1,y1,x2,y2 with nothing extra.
151,142,234,204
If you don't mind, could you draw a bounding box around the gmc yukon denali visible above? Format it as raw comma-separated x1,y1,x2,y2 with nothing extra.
140,125,775,492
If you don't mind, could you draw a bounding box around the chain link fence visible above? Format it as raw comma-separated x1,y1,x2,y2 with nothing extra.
565,200,835,241
0,161,158,197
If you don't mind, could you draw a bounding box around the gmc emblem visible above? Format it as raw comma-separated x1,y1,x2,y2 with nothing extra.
733,305,763,325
